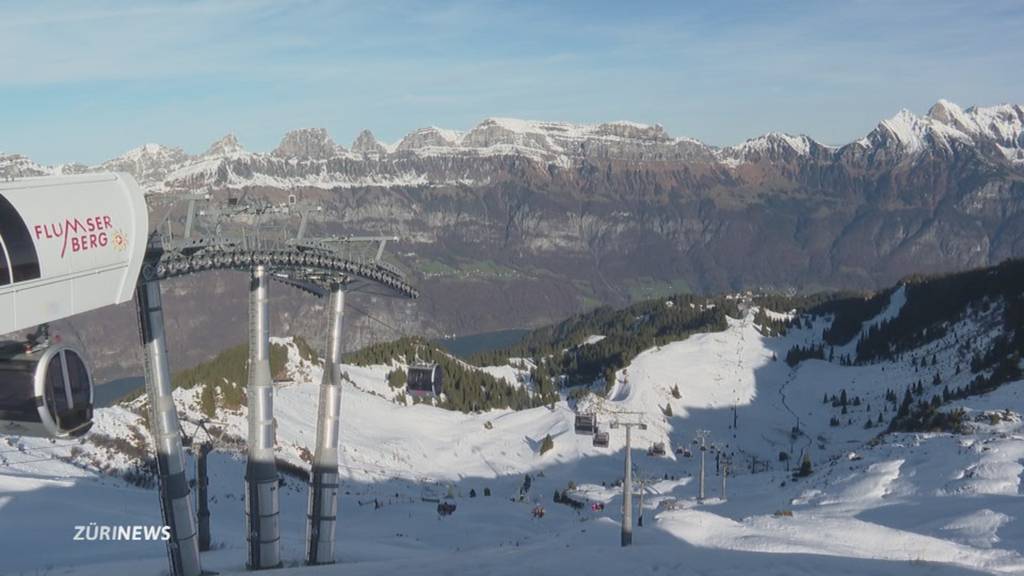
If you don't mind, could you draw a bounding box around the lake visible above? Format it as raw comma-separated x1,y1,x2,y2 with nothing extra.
434,328,530,360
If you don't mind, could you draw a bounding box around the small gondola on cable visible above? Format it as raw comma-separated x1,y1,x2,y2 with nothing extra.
0,326,94,438
574,412,597,435
407,363,443,397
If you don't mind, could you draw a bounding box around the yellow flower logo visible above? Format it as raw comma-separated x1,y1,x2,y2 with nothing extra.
112,229,128,252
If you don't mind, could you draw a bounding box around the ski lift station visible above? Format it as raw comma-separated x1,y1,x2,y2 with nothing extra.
0,174,149,439
0,173,419,576
0,174,148,335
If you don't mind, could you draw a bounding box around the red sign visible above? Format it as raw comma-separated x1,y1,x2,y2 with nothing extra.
33,215,122,258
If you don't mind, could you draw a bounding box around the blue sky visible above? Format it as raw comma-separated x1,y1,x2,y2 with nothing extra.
1,0,1021,165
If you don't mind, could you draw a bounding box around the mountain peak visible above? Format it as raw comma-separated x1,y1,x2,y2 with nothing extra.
98,143,190,186
204,133,246,157
718,132,818,165
273,128,345,159
395,126,464,151
927,99,965,123
351,129,388,154
119,142,184,162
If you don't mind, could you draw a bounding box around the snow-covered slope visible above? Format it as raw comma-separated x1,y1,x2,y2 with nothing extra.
5,294,1024,575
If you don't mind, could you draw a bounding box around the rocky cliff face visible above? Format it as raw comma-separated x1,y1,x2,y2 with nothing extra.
5,100,1024,379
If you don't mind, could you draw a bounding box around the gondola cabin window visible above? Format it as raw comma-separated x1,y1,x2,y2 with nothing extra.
407,363,442,397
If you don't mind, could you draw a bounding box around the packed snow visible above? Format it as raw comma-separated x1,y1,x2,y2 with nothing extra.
3,307,1024,575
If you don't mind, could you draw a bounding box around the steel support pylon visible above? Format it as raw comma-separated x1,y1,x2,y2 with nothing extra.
136,279,202,576
622,426,633,547
245,265,281,570
306,285,345,565
197,442,211,552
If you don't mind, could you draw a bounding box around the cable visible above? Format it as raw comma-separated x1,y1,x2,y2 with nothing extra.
0,440,81,456
0,455,75,467
346,301,404,335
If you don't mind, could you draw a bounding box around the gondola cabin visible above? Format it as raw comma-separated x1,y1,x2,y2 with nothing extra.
574,413,597,435
0,341,94,438
407,363,443,397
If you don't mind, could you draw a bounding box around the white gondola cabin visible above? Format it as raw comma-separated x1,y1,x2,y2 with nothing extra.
407,363,443,397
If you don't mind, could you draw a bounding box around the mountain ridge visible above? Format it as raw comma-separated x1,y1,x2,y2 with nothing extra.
7,100,1024,384
3,99,1022,192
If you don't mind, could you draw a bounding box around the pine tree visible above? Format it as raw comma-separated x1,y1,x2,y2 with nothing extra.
200,382,216,418
387,368,407,389
540,434,554,455
798,452,813,477
898,388,913,419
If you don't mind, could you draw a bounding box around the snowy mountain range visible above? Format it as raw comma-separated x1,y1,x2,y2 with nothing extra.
3,99,1021,192
12,100,1024,383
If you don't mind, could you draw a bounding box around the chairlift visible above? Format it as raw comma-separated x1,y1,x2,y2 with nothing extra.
647,442,666,457
592,429,609,448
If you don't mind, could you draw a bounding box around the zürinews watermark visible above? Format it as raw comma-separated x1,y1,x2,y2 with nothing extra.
74,523,171,541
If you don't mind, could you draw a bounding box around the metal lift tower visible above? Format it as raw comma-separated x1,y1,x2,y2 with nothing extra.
136,277,202,576
245,264,281,569
140,190,417,575
306,284,345,564
609,411,646,547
